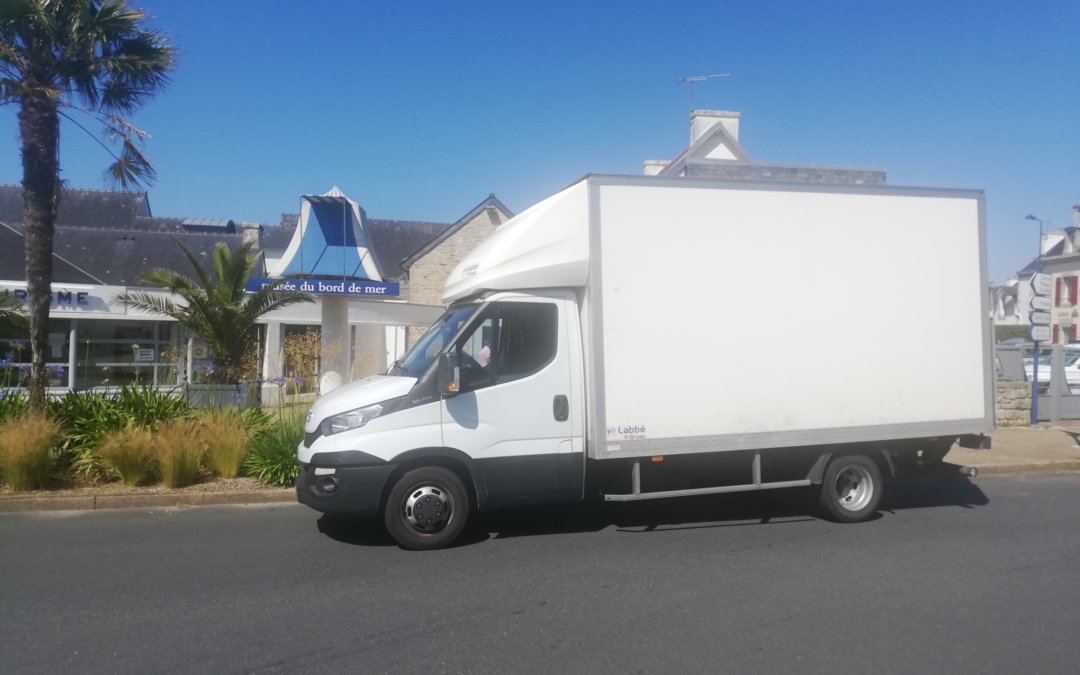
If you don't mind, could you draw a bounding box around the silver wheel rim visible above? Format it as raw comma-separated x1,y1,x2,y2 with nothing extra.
402,484,454,534
832,464,874,512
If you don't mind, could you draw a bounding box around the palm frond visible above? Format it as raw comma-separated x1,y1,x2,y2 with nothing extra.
111,290,180,319
0,292,28,324
102,134,155,189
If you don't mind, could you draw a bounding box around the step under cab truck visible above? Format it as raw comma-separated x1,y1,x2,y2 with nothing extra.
297,174,993,549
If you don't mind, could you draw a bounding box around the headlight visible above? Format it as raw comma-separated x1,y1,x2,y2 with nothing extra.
318,398,400,436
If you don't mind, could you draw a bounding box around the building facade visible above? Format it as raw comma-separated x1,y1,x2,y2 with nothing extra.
999,206,1080,343
0,185,512,398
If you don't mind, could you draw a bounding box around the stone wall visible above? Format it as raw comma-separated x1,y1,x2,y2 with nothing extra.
405,203,509,344
996,380,1031,426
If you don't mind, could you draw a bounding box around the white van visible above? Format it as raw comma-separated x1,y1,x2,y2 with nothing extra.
297,175,992,549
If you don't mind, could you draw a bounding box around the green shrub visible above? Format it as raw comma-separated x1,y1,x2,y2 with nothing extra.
51,388,191,482
0,414,63,491
51,391,126,481
154,418,203,488
197,408,250,478
244,410,304,487
0,389,29,423
115,386,192,427
97,425,156,485
240,407,275,435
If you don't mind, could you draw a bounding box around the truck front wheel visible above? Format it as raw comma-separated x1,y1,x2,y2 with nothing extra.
383,466,470,550
819,455,881,523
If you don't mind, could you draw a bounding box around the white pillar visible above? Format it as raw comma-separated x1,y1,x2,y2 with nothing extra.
352,324,387,379
67,319,77,390
261,321,283,407
320,296,349,394
185,334,194,385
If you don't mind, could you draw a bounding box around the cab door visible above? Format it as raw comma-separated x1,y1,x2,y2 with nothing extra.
441,297,576,503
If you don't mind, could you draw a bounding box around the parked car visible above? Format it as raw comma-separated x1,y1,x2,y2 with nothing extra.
1024,344,1080,393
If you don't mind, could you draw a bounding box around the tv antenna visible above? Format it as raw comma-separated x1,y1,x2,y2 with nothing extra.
677,72,731,112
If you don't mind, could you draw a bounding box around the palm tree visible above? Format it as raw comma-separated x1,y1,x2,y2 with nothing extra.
1,0,174,411
116,241,314,384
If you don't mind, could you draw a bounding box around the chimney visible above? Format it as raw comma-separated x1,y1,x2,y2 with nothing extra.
241,221,261,249
690,109,740,145
1074,205,1080,229
642,160,670,176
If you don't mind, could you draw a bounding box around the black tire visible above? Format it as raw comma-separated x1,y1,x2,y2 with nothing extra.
819,454,881,523
383,466,470,550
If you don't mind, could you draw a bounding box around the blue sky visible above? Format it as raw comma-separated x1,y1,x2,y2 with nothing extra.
1,0,1077,283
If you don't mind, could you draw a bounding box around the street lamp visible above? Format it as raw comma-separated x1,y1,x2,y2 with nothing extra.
1026,214,1044,264
1026,214,1044,425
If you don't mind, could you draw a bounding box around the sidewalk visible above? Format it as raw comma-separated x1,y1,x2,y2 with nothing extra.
2,426,1079,514
947,422,1080,476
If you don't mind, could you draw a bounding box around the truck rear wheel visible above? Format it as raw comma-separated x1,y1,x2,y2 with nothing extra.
383,466,470,550
819,455,881,523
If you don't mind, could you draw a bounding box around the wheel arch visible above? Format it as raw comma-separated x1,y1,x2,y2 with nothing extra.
384,447,487,511
808,446,895,484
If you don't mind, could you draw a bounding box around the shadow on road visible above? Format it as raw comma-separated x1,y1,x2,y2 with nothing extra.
315,475,989,548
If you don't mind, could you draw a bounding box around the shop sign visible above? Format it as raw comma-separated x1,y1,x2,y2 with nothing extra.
0,284,125,314
245,278,400,297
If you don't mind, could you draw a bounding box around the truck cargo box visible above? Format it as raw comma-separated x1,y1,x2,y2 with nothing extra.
444,174,992,460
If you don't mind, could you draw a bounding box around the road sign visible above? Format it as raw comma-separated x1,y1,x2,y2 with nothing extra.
1031,272,1053,296
1030,295,1052,311
1029,325,1051,342
1029,310,1052,325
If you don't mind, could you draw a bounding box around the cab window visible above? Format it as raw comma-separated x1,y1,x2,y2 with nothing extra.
455,303,557,392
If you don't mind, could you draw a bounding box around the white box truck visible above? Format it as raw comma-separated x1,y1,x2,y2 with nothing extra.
297,174,992,549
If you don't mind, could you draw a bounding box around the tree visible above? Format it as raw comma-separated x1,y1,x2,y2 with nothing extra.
1,0,174,411
116,241,314,384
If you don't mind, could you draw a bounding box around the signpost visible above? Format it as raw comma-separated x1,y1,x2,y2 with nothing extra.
1029,272,1053,424
1030,295,1052,311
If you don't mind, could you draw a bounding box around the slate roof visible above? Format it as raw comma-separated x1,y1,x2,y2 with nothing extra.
2,222,252,286
400,195,512,271
369,219,454,280
0,184,492,287
0,184,150,228
0,222,101,284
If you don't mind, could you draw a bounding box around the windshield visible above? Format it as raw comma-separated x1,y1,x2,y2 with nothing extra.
389,305,479,377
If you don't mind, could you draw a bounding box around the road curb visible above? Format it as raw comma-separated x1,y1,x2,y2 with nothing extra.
0,489,295,513
969,462,1080,476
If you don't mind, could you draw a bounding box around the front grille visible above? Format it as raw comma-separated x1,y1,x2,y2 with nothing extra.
303,428,322,448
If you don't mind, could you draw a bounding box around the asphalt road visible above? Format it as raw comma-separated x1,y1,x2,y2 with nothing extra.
2,474,1080,674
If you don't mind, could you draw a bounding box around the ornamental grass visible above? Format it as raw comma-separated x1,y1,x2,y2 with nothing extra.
97,425,156,486
197,407,250,478
153,418,203,488
0,414,63,491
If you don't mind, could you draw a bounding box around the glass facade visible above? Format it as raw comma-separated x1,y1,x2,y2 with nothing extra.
0,317,182,391
0,318,71,388
76,320,182,389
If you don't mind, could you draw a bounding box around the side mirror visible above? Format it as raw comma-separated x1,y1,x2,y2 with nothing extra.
438,352,460,397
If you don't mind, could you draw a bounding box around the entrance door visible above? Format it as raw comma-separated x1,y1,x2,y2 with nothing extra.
441,299,574,501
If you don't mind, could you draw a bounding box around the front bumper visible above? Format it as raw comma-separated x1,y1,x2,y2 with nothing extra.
295,462,396,516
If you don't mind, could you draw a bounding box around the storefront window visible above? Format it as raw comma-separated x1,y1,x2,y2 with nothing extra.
75,320,181,389
0,318,70,388
282,325,320,394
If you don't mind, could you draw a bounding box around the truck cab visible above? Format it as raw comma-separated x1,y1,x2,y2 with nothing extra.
297,289,585,549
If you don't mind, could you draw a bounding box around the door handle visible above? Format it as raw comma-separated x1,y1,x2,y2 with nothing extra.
553,395,569,421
